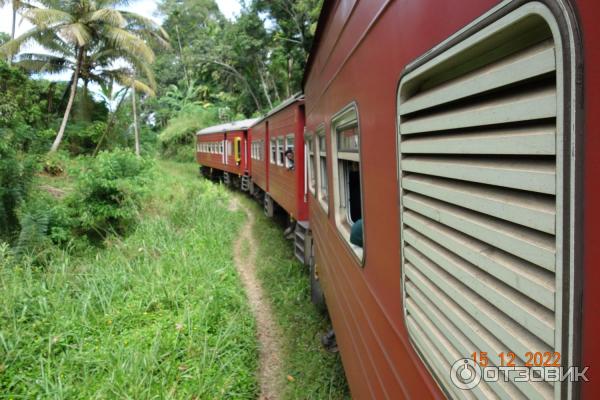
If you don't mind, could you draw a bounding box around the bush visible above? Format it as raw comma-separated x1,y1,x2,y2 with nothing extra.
158,104,219,160
0,136,38,240
42,150,69,176
69,149,153,240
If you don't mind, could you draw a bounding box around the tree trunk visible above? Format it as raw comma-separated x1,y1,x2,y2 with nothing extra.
8,2,17,65
257,61,273,109
93,89,129,157
132,85,140,157
175,24,190,88
286,57,293,98
11,2,16,39
50,47,83,153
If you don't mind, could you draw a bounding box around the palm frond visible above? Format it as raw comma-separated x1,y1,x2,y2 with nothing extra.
14,53,73,74
104,26,155,63
120,10,169,41
22,8,72,28
59,22,91,46
87,8,126,27
0,26,45,57
107,69,155,97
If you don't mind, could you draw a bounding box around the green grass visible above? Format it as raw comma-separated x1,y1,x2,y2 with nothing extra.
239,196,350,399
0,161,259,399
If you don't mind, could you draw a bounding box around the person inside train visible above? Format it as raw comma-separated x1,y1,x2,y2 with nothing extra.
350,218,363,248
285,149,295,171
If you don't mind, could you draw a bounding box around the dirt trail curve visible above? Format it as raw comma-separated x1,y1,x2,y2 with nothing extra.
231,197,284,400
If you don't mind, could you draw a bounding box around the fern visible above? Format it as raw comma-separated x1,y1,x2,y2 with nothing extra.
15,207,51,257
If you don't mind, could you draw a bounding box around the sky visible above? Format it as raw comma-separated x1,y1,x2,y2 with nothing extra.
0,0,242,37
0,0,242,102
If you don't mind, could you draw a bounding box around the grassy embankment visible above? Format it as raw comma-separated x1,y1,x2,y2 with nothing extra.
0,162,258,399
0,161,349,399
238,196,350,399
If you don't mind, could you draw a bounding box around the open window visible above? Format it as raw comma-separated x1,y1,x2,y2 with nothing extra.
234,137,242,164
306,134,316,194
331,104,363,260
270,138,276,164
277,136,284,166
285,134,294,170
317,128,328,212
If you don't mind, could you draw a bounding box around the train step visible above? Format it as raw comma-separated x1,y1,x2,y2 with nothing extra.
294,221,311,266
240,174,250,192
223,172,230,186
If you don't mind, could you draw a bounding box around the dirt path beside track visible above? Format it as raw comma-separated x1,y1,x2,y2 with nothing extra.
231,197,284,400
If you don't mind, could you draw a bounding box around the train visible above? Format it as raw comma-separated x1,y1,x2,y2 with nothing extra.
196,0,600,398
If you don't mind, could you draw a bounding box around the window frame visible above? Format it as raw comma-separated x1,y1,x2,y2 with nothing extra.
270,138,276,164
285,133,295,169
276,136,285,166
330,103,364,262
306,133,316,195
316,125,328,213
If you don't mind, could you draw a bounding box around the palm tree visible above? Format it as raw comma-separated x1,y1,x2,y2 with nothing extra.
0,0,168,152
0,0,25,41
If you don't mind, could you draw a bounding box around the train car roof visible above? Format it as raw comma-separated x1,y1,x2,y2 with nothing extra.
196,118,261,136
302,0,335,88
252,92,304,126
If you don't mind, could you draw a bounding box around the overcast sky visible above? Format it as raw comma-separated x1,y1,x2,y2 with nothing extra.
0,0,241,92
0,0,241,63
0,0,242,37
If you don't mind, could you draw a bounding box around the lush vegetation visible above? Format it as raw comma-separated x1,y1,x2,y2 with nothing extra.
0,0,348,398
1,162,259,398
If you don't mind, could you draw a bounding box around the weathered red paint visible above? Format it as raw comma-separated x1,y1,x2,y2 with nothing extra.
196,129,250,176
251,99,308,221
250,120,269,192
196,132,225,170
304,0,598,398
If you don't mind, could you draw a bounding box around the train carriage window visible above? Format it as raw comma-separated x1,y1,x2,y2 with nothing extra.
259,140,264,160
277,136,285,166
317,129,328,212
270,139,276,164
331,105,363,260
285,134,294,169
306,134,316,194
220,142,224,155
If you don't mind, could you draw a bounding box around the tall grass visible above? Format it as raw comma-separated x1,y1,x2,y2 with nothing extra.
0,162,258,399
239,196,350,399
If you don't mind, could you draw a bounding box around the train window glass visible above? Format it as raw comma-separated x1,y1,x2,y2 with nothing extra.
331,104,362,260
317,129,328,211
259,140,264,160
270,139,276,164
220,142,224,155
285,134,294,169
306,135,316,194
277,136,285,166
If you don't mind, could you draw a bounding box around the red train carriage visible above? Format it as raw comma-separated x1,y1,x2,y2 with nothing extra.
303,0,597,399
196,118,259,187
248,118,268,195
249,93,308,224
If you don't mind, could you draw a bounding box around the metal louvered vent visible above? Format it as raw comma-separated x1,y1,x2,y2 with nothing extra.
398,5,571,400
